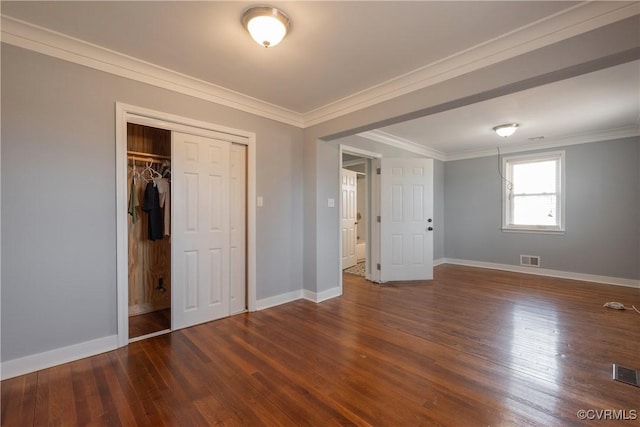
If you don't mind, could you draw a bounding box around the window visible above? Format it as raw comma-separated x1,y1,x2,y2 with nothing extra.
502,151,565,233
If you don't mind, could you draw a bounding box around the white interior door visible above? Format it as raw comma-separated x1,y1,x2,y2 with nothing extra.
230,143,247,315
380,158,434,282
172,132,230,329
341,168,358,270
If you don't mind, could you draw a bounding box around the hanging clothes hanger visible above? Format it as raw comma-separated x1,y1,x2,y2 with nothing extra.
161,160,172,179
141,160,162,185
129,159,142,183
134,162,144,183
141,160,156,180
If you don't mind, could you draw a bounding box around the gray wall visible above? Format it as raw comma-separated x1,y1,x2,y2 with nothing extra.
1,44,304,362
315,141,341,292
444,137,640,280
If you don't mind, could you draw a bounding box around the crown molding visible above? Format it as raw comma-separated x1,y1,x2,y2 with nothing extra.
2,2,638,129
303,1,640,127
357,130,447,161
445,125,640,161
358,125,639,162
0,15,305,128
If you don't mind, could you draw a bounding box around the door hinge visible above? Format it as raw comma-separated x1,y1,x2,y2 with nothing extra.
377,215,381,223
376,167,381,175
376,263,381,271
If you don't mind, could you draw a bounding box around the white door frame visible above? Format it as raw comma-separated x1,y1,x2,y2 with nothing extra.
115,102,257,347
339,145,382,292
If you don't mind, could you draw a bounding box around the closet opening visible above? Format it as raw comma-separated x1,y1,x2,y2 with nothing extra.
116,102,256,348
127,123,172,340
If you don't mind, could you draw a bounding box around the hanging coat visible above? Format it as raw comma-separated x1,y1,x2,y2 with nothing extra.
155,178,171,237
142,182,163,241
127,179,139,223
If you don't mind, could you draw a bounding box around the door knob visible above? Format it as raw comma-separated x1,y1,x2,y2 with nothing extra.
427,227,433,231
427,218,433,222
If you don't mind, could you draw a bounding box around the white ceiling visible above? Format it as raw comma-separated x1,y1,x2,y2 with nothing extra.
1,1,576,113
2,1,639,158
372,60,640,159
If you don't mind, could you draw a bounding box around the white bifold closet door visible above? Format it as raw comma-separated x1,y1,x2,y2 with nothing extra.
172,132,246,330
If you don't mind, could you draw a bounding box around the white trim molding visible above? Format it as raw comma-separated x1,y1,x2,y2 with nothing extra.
358,125,640,163
303,1,640,126
303,286,343,303
341,145,383,160
446,125,640,161
501,150,566,233
1,335,118,380
256,290,303,311
443,258,640,288
2,1,637,128
1,15,304,127
256,285,343,310
358,130,447,160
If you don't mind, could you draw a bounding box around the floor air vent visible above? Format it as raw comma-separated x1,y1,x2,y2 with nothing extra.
520,255,540,267
613,364,640,387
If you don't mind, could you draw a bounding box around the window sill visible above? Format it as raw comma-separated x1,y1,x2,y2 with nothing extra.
501,227,565,235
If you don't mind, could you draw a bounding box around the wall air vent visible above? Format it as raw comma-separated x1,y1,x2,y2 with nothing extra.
520,255,540,267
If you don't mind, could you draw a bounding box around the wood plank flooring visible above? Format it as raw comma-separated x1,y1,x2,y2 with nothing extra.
129,308,171,339
2,265,639,426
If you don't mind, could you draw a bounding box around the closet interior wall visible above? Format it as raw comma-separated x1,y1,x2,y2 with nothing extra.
127,123,171,317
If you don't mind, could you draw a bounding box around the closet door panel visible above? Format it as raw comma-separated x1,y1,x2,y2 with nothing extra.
173,132,230,330
184,250,199,311
184,173,199,232
209,175,223,230
209,248,223,304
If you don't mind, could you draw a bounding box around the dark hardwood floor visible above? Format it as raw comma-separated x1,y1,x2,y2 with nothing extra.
129,308,171,339
2,265,639,426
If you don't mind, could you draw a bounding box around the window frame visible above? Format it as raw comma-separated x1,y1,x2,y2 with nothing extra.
502,150,565,234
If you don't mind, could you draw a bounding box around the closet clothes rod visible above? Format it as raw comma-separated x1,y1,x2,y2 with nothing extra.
127,150,171,160
128,155,165,165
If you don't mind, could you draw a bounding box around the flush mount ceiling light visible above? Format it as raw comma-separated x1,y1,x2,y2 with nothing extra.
493,123,519,138
241,6,291,48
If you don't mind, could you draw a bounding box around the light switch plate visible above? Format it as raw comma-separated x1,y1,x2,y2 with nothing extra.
257,196,264,207
328,198,335,208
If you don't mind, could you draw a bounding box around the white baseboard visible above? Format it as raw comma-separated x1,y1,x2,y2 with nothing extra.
256,285,343,310
443,258,640,288
303,286,342,303
255,289,303,310
2,285,338,379
433,258,446,267
1,335,118,380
